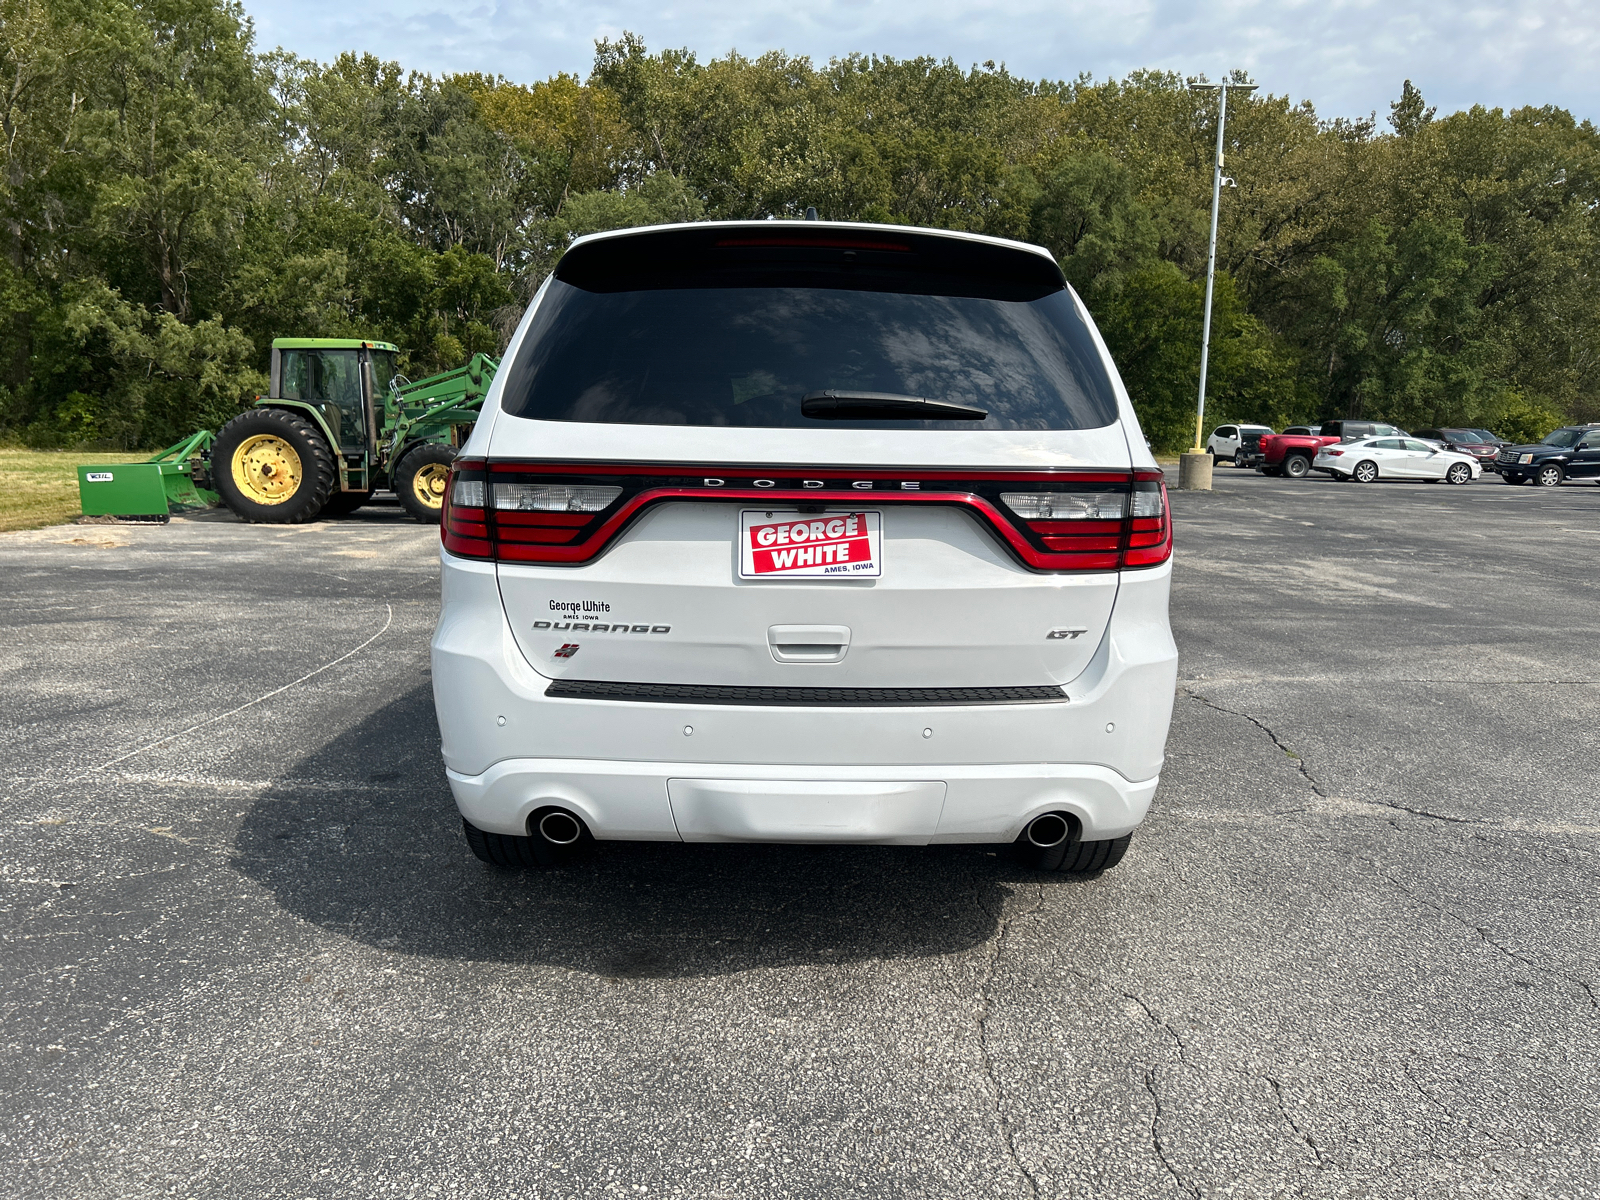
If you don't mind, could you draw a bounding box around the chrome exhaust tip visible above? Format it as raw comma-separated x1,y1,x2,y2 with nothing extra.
1024,813,1071,849
536,809,583,846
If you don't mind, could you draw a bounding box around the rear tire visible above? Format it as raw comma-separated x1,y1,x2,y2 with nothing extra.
395,443,456,523
1283,455,1311,479
1019,831,1133,874
462,818,559,870
212,408,336,524
462,811,593,870
1061,835,1133,873
1352,460,1379,483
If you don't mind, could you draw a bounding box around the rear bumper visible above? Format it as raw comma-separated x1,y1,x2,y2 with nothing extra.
431,552,1177,845
448,758,1158,844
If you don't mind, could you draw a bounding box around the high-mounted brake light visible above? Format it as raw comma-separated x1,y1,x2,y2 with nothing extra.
714,237,911,252
441,462,1172,572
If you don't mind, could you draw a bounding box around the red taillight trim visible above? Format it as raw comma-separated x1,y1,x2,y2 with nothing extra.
440,459,493,560
443,462,1173,573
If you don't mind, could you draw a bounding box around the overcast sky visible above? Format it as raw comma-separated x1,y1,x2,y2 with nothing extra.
244,0,1600,124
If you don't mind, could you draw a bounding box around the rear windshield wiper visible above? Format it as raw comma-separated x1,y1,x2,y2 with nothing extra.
801,390,988,421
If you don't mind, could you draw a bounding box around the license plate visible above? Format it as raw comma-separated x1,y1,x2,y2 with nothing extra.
739,510,882,579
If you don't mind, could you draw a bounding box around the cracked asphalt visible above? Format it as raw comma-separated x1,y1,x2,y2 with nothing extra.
2,470,1597,1199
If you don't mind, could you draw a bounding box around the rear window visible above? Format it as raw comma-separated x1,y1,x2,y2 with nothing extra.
499,278,1119,432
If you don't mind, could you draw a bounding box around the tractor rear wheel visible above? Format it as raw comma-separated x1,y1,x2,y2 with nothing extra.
212,408,336,524
395,443,455,523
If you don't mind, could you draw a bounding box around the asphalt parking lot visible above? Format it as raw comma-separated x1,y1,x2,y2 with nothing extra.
3,468,1597,1199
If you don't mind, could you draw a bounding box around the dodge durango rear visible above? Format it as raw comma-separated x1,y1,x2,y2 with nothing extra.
429,220,1178,875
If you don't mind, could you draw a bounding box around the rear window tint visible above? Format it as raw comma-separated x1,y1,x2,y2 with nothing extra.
499,279,1119,432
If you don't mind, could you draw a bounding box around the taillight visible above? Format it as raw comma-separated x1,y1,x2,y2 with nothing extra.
1325,449,1344,457
440,459,491,559
1123,477,1171,567
998,476,1170,569
999,489,1125,569
440,463,1173,572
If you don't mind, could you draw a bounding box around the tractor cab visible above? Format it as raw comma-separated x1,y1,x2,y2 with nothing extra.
268,339,399,491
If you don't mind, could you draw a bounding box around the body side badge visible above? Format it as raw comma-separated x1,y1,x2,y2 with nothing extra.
553,644,580,659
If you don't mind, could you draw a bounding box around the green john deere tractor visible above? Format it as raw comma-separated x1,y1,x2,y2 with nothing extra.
209,338,497,524
76,338,498,525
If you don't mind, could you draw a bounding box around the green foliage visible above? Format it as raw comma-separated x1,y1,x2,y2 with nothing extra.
58,280,264,447
1095,265,1301,451
1482,391,1567,444
1029,151,1158,300
2,6,1599,450
1290,218,1501,430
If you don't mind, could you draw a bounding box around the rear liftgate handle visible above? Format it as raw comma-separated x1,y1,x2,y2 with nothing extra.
768,625,851,664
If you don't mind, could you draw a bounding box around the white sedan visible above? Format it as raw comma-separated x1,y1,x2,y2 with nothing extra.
1315,437,1482,484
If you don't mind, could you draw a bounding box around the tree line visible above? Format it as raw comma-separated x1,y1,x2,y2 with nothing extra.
4,0,1597,450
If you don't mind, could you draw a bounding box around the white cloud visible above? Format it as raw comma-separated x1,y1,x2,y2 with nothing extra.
245,0,1600,122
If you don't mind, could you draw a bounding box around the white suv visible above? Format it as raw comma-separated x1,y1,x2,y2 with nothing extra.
430,221,1177,875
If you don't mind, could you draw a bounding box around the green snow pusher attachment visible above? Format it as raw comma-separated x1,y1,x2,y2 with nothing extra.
76,430,219,521
76,341,499,525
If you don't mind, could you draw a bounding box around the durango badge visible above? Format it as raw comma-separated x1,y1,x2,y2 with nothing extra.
533,621,671,633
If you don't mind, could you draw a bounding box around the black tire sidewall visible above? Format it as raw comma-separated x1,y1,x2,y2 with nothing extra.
1285,456,1310,478
394,443,457,522
213,408,336,524
1354,461,1378,482
1536,465,1563,487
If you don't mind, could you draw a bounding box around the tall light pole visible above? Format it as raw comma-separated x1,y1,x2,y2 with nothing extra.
1178,79,1255,488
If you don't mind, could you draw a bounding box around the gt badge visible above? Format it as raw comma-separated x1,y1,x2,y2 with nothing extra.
1047,628,1088,640
553,644,580,659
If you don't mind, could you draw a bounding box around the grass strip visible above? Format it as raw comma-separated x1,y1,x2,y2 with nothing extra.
0,448,152,533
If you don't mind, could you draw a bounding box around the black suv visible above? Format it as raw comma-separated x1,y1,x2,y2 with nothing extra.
1494,425,1600,486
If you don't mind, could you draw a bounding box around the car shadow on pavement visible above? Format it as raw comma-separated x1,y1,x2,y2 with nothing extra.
231,685,1079,979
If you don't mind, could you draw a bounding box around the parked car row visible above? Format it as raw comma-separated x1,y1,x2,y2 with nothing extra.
1207,421,1600,486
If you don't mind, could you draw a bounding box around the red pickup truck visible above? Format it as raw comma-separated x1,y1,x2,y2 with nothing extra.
1253,431,1339,478
1250,421,1409,478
